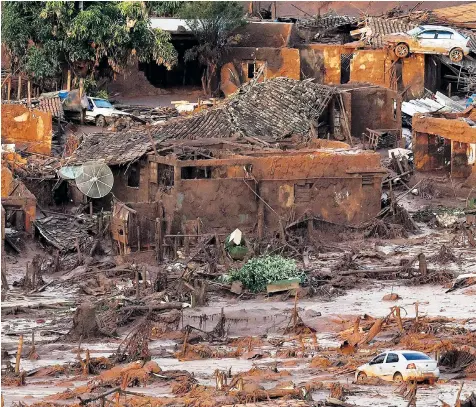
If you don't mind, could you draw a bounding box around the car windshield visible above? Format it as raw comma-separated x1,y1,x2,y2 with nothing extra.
407,26,424,36
403,352,431,361
93,99,113,108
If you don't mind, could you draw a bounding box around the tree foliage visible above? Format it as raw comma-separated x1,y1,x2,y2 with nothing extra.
229,255,302,293
179,1,245,95
146,1,184,17
1,1,178,84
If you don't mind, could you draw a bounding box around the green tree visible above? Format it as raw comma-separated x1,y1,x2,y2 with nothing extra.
146,1,184,17
1,1,178,89
179,1,245,95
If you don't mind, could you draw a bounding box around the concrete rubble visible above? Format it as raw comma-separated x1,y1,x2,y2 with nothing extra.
2,3,476,407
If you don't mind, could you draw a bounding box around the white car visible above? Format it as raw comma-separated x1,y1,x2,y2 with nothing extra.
384,25,471,62
355,350,439,383
85,97,131,127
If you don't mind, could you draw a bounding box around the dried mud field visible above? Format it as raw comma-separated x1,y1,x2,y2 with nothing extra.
2,195,476,407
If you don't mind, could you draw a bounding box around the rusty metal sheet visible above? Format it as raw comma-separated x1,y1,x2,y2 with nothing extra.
34,215,96,252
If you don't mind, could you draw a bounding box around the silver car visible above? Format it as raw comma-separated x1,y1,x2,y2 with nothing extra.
384,25,471,62
355,350,440,383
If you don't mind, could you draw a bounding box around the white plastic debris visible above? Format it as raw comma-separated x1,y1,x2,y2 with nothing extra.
436,213,459,228
229,228,242,245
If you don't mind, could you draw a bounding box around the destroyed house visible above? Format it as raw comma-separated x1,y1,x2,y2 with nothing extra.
220,22,301,96
68,78,386,252
412,107,476,183
298,4,476,99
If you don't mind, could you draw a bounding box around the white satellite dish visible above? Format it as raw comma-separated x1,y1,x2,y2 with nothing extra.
75,162,114,198
58,166,83,180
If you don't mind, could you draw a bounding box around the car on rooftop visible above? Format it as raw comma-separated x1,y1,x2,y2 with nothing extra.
85,97,131,127
383,25,470,63
355,350,440,383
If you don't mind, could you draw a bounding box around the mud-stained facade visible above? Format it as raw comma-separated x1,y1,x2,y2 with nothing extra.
336,84,402,140
1,104,53,155
107,140,385,251
1,166,37,234
220,22,301,96
412,109,476,183
299,44,425,99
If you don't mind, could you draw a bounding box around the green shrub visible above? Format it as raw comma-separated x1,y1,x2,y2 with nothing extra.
229,255,301,293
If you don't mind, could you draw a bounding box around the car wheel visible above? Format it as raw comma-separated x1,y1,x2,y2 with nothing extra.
95,115,106,127
449,48,464,63
393,372,404,383
394,43,410,58
357,371,367,383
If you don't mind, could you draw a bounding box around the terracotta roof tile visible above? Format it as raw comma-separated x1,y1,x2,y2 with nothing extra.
69,78,335,166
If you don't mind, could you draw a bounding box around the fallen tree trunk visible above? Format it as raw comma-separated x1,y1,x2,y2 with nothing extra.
121,302,184,312
359,318,384,345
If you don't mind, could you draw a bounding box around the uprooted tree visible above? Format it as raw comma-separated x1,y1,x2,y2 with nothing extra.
179,1,246,96
1,1,178,90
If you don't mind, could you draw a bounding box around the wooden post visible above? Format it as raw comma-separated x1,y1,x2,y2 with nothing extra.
137,226,141,252
135,269,140,299
15,334,24,374
17,75,22,100
257,198,264,241
27,80,31,107
214,233,223,263
89,201,93,216
414,302,419,323
79,78,84,125
83,349,90,375
174,236,179,259
67,70,71,91
418,253,427,276
7,77,12,101
1,251,9,290
155,217,163,262
75,238,83,264
307,218,314,240
394,306,404,332
182,223,189,256
455,382,464,407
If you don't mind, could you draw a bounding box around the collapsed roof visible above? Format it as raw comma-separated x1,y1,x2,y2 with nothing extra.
352,3,476,51
68,78,336,166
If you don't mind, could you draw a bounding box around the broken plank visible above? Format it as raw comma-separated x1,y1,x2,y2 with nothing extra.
340,267,404,275
267,278,300,294
4,235,21,253
120,302,185,312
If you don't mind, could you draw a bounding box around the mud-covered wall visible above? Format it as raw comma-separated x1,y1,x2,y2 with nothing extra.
1,166,14,198
109,159,150,204
299,44,350,84
413,115,476,179
298,44,425,99
413,115,476,144
220,47,300,96
348,87,402,139
1,105,53,155
1,166,37,234
155,150,383,234
160,180,258,233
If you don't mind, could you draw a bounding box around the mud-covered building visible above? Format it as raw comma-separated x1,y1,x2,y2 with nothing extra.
413,107,476,183
68,78,388,252
220,22,301,96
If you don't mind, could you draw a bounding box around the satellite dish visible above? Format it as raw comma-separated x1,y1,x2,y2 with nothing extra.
58,166,83,180
75,162,114,198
